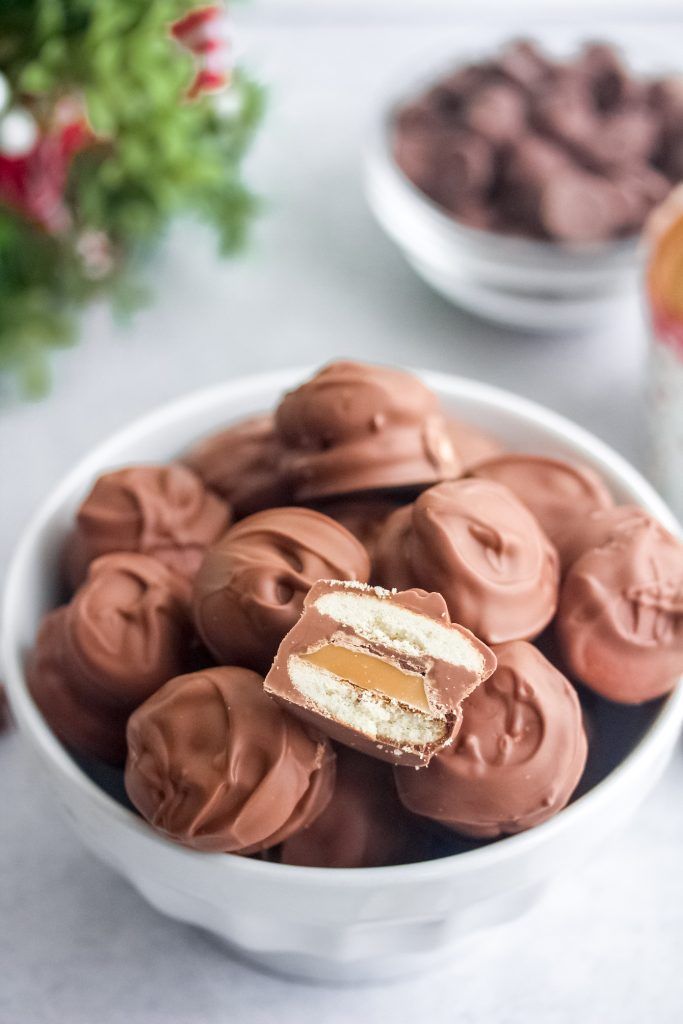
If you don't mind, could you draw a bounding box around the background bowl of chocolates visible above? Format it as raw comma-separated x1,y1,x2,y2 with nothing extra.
3,362,683,984
365,40,683,332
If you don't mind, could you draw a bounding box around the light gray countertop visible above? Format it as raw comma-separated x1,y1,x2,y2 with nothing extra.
1,14,682,1024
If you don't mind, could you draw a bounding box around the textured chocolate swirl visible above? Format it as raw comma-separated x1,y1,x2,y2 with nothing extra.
27,608,131,765
64,553,194,708
374,479,560,643
395,640,587,838
125,667,336,853
67,464,231,587
182,415,292,518
279,746,418,868
556,520,683,702
193,507,370,672
471,453,613,546
274,361,461,500
27,553,193,764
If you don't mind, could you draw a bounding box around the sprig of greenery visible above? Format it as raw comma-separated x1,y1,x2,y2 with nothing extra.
0,0,263,395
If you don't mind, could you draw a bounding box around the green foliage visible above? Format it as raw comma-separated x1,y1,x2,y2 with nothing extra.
0,0,263,394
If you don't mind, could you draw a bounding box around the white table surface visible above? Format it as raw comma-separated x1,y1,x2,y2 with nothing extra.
2,14,683,1024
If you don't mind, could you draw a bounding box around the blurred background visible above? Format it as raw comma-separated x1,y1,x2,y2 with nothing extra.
2,2,683,1020
2,1,682,575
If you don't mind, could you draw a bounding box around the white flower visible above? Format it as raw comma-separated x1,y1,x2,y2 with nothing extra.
0,108,38,157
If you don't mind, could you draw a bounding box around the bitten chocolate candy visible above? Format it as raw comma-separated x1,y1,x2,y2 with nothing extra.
395,641,587,838
274,362,460,501
193,507,370,673
182,415,292,518
374,479,559,644
67,464,231,587
125,667,336,854
279,747,417,868
471,453,613,547
264,580,496,767
27,554,193,764
556,521,683,703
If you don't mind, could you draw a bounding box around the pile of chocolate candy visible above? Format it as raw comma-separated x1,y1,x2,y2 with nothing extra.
28,362,683,867
393,40,683,243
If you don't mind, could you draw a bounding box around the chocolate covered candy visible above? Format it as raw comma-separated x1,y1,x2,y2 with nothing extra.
182,415,292,518
28,553,193,764
279,747,417,868
445,417,505,471
313,495,409,561
28,607,131,764
125,667,336,853
471,453,613,547
462,82,527,145
392,39,681,243
395,641,587,838
193,507,370,673
556,521,683,703
264,580,496,767
67,464,231,587
553,503,653,571
374,479,559,644
274,362,460,501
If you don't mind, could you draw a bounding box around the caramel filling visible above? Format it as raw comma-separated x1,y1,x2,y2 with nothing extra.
301,644,431,713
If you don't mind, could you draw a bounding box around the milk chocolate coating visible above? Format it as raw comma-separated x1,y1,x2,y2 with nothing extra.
274,362,460,501
556,521,683,703
67,464,231,587
28,554,193,763
445,418,505,472
264,580,497,767
193,508,370,673
374,479,559,643
313,495,409,561
27,608,130,765
395,641,587,838
279,747,416,868
471,454,613,547
125,667,336,854
536,172,624,244
182,415,292,518
65,553,193,708
553,504,653,572
393,39,679,243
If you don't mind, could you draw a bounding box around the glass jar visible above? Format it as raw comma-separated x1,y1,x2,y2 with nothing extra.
647,185,683,520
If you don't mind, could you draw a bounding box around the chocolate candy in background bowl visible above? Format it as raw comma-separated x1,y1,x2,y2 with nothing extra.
364,39,683,333
2,366,683,984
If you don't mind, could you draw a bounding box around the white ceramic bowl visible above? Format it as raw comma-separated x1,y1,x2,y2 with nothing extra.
3,367,683,984
364,85,642,333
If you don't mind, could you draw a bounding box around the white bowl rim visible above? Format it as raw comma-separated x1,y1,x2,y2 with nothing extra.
3,365,683,889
